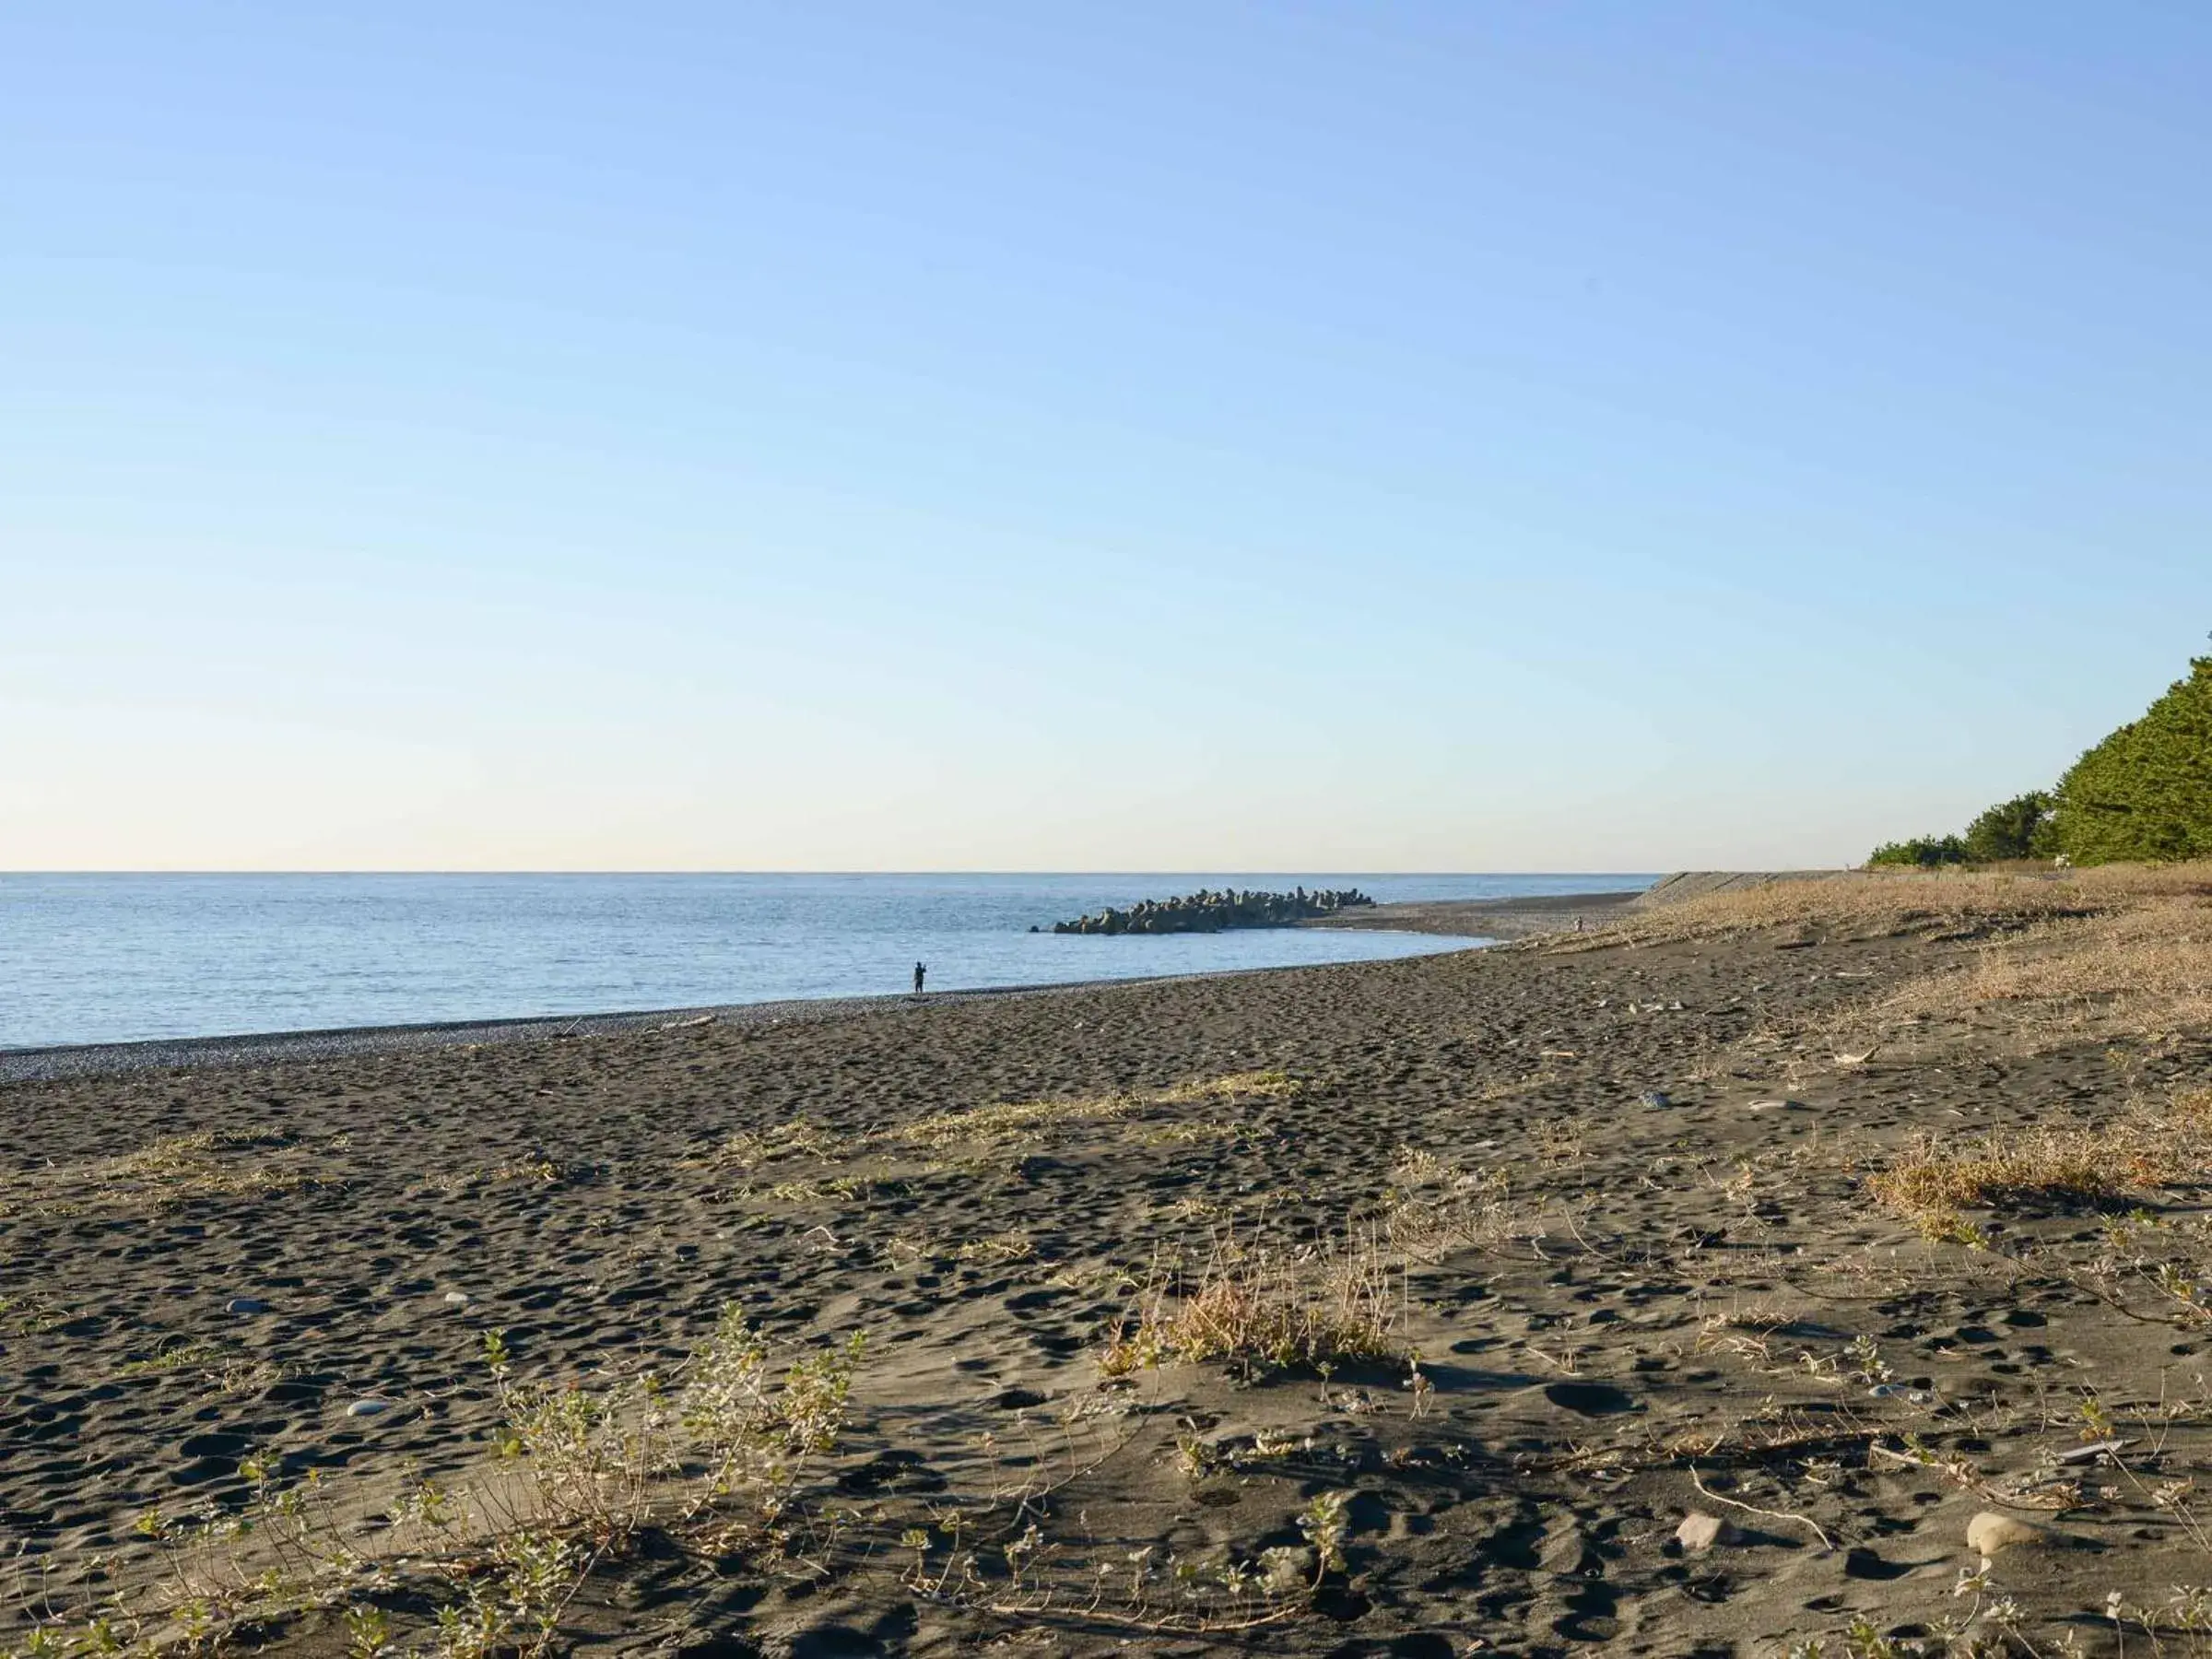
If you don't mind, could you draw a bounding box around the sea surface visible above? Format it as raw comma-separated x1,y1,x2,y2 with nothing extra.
0,873,1653,1050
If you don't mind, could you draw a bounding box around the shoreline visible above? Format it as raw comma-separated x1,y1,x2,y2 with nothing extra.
0,881,1691,1083
3,940,1504,1087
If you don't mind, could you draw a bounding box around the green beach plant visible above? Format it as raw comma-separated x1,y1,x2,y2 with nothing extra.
1866,833,1968,868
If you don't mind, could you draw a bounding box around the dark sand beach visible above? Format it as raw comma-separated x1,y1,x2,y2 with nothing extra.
6,867,2212,1655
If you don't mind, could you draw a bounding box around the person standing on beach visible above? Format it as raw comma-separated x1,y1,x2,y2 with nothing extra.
913,961,927,995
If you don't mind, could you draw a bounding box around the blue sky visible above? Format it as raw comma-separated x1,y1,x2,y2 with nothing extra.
5,3,2207,870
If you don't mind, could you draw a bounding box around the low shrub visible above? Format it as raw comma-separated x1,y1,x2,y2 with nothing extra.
1868,835,1969,868
1963,791,2059,862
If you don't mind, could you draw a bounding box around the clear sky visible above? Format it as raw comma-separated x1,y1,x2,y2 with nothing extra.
5,4,2208,872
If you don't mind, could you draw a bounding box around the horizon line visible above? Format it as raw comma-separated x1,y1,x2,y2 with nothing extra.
0,867,1674,878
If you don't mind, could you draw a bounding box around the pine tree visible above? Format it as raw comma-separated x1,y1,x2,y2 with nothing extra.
2055,655,2212,864
1962,792,2055,862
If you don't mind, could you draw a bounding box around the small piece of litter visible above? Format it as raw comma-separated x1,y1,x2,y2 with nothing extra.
2056,1438,2134,1464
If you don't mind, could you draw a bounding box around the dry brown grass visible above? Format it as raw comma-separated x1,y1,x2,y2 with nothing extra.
1565,865,2212,1055
1562,864,2212,951
0,1131,330,1216
1376,1147,1527,1258
1872,1126,2159,1212
899,1091,1141,1149
1866,1087,2212,1240
704,1118,853,1171
686,1073,1301,1185
1100,1223,1403,1376
1870,900,2212,1044
892,1070,1300,1153
1150,1070,1301,1105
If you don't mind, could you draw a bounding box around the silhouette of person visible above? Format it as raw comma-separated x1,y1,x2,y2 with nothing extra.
912,960,927,995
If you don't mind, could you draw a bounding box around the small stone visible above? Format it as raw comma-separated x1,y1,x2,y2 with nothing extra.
226,1297,271,1315
345,1397,392,1418
1966,1511,2055,1557
1867,1384,1935,1403
1746,1099,1806,1113
1677,1512,1733,1553
442,1291,471,1308
1640,1090,1672,1109
2055,1437,2132,1464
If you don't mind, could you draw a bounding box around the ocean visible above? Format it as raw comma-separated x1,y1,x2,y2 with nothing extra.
0,872,1653,1051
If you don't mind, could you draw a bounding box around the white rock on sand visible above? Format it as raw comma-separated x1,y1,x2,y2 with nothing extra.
1677,1512,1734,1553
1966,1511,2060,1557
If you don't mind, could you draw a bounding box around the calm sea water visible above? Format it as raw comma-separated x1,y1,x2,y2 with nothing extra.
0,873,1653,1050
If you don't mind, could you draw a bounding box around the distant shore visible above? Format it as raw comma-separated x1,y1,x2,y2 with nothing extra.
1303,869,1836,941
1302,888,1637,940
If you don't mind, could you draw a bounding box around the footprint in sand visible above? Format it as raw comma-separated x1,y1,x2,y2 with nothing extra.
1542,1381,1637,1417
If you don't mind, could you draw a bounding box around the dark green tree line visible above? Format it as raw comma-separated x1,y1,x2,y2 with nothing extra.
1865,648,2211,868
2054,654,2212,864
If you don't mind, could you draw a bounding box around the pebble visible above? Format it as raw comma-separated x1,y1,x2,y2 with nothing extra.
1868,1384,1936,1403
442,1291,471,1308
345,1397,392,1418
1639,1090,1672,1109
1966,1511,2057,1557
225,1297,271,1315
1746,1099,1807,1113
1677,1512,1734,1553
